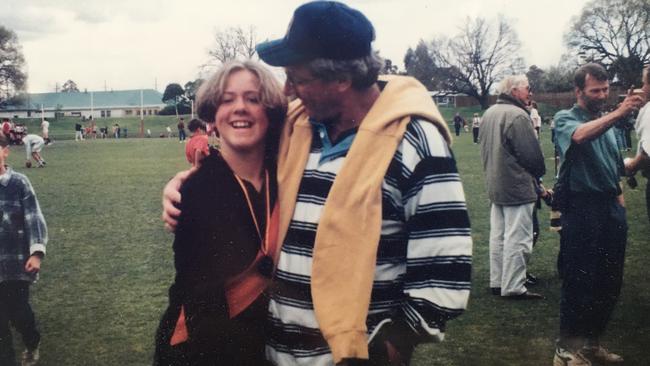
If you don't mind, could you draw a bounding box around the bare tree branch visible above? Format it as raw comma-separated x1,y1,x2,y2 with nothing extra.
207,25,258,67
565,0,650,86
428,15,523,109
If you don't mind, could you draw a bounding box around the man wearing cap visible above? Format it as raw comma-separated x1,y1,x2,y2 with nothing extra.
259,2,472,365
163,2,472,365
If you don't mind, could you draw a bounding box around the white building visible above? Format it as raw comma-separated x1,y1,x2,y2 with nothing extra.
0,89,165,119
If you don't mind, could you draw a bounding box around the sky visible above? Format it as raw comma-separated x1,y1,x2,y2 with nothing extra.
1,0,589,94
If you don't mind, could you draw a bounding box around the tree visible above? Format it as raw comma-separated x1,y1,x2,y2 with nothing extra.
526,65,545,93
234,26,257,59
61,79,80,93
0,26,27,104
207,26,258,66
382,59,399,75
428,16,524,109
184,79,204,101
565,0,650,87
162,83,186,117
541,57,576,92
404,41,437,90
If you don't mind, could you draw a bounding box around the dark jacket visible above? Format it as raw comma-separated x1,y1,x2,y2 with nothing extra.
479,94,546,205
156,152,276,364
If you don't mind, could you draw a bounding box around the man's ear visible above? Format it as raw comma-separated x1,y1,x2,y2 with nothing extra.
336,78,352,92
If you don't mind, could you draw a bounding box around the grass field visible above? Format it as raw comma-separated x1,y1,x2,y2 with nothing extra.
4,110,649,365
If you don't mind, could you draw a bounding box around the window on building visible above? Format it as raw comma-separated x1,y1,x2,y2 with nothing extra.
101,110,105,118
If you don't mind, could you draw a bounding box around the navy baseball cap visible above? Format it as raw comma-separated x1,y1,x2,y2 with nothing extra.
256,1,375,66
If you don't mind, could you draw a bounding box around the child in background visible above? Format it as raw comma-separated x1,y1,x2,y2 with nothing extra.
185,119,210,167
0,133,48,366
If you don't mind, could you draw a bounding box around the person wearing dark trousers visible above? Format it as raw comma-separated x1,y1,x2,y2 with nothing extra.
0,134,48,366
0,282,41,366
471,113,481,144
453,112,464,136
623,120,633,151
553,63,643,366
177,118,186,142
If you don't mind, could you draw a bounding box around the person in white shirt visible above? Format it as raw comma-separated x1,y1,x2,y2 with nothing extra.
21,134,46,168
471,112,481,143
40,119,51,144
624,65,650,221
530,101,542,138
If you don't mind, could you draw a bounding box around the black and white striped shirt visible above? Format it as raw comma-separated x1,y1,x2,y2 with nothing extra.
266,118,472,366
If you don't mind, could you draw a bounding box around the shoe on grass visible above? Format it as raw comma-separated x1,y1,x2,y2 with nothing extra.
502,291,544,300
21,344,40,366
525,273,538,286
553,346,591,366
581,345,623,364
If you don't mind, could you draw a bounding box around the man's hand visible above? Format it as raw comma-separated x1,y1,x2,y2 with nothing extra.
625,152,650,176
162,168,196,232
624,157,637,176
617,88,645,117
25,254,42,273
573,89,644,144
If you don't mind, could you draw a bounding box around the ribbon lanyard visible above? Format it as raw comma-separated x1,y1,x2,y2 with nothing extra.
234,170,271,257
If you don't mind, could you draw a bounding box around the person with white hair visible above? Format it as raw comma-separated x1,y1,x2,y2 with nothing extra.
479,74,546,300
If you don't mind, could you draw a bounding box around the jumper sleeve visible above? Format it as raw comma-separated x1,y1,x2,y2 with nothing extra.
20,176,48,255
399,121,472,341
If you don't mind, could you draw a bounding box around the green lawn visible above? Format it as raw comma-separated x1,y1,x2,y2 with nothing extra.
4,121,649,365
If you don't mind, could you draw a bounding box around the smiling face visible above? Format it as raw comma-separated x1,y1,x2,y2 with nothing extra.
214,69,269,158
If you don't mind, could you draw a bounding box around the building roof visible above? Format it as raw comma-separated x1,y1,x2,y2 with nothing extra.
2,89,165,111
428,91,469,97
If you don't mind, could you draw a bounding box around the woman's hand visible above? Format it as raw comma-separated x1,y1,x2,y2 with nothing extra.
162,168,196,232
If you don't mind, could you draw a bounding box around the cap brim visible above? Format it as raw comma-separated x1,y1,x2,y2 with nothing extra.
256,38,312,67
